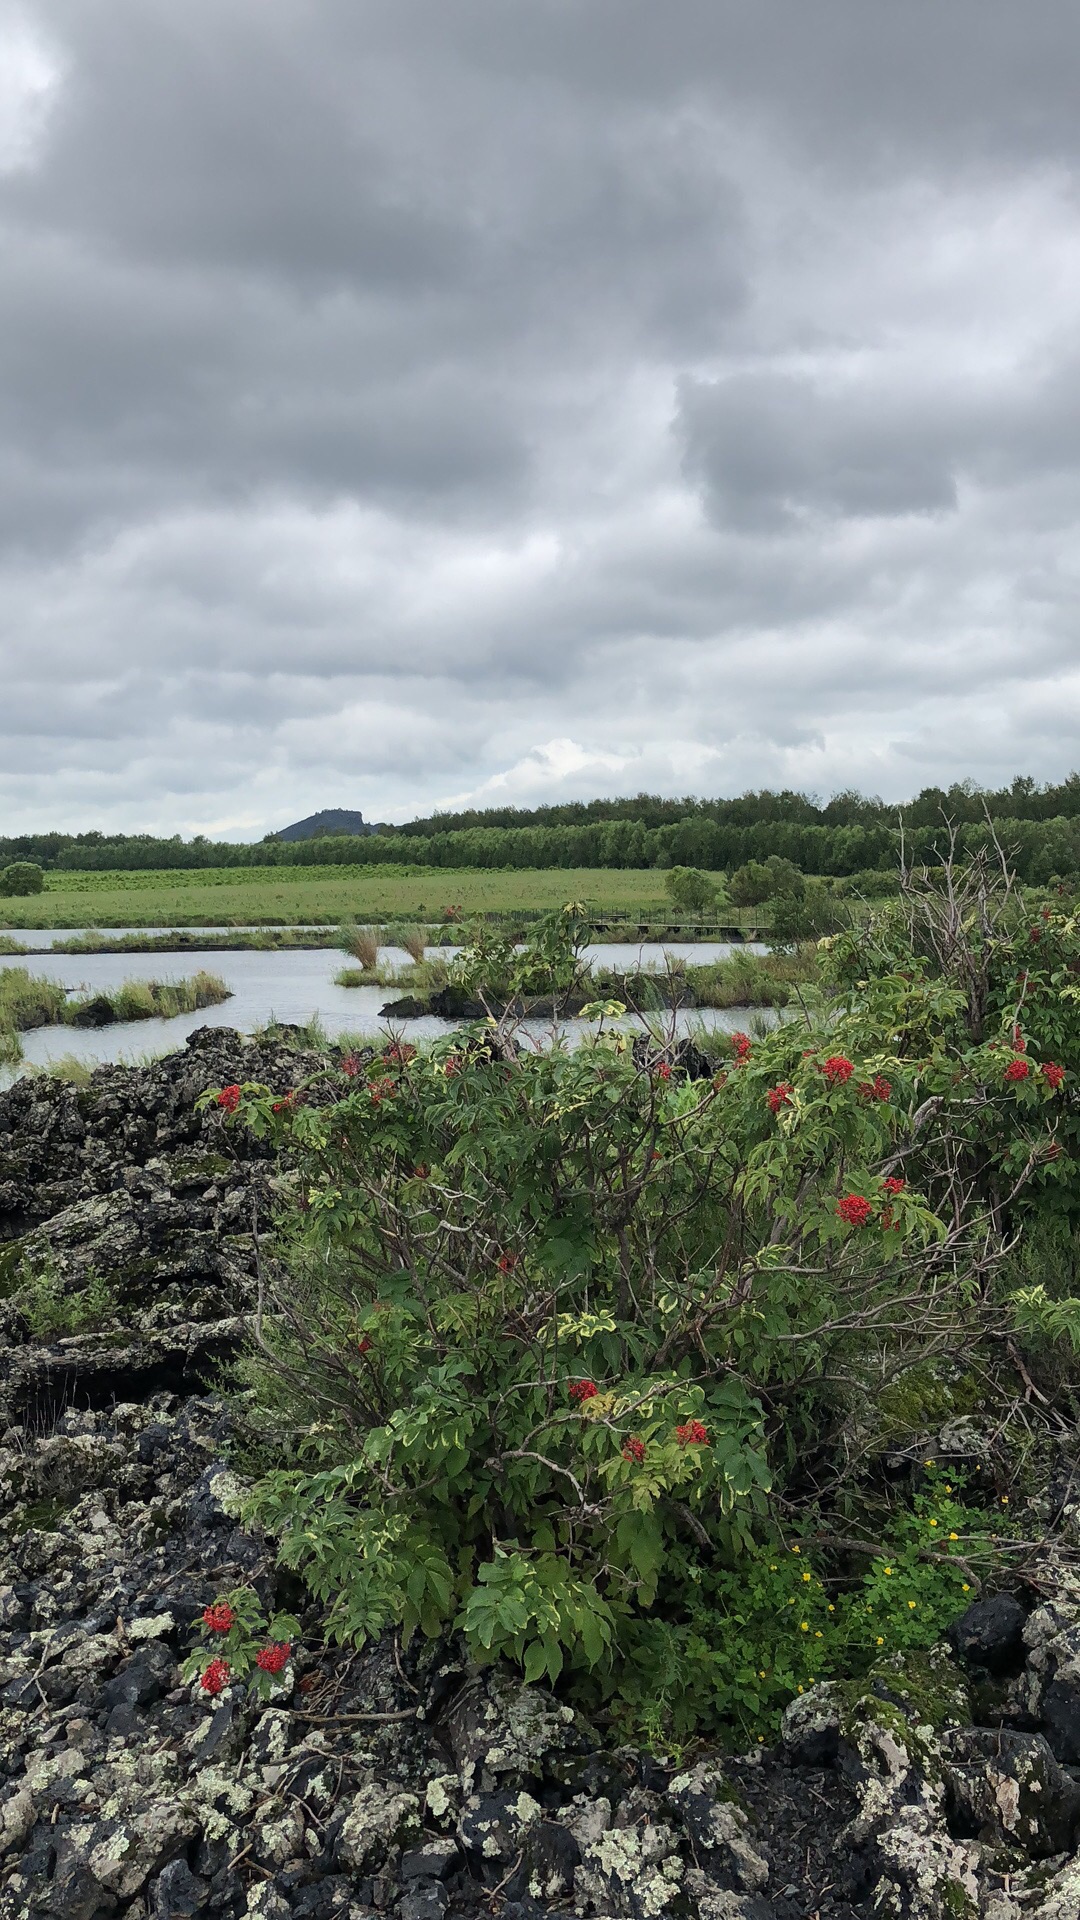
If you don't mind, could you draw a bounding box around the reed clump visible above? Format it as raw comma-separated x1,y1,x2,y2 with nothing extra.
338,924,380,970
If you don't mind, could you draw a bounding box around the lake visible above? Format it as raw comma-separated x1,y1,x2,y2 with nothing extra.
0,940,775,1073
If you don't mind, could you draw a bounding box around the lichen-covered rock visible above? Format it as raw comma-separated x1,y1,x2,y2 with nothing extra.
664,1761,769,1893
780,1683,841,1765
456,1787,541,1860
574,1812,684,1919
443,1671,590,1790
335,1779,422,1871
835,1652,981,1920
945,1726,1080,1859
1015,1581,1080,1764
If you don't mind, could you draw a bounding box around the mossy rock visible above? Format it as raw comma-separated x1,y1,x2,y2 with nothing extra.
832,1646,972,1780
877,1361,986,1441
166,1153,232,1190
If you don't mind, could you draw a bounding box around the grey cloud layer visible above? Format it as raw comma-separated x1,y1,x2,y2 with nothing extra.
2,0,1080,831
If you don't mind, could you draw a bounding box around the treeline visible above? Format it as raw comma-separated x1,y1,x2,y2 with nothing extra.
394,773,1080,835
7,774,1080,883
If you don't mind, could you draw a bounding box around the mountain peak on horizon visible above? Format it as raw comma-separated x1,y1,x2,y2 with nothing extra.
270,808,373,842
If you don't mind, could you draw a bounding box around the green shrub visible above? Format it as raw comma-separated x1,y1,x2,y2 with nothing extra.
203,864,1079,1742
768,882,849,948
664,866,719,914
728,857,805,908
0,862,44,897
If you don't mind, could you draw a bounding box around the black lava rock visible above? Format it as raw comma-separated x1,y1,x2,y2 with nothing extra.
947,1591,1028,1673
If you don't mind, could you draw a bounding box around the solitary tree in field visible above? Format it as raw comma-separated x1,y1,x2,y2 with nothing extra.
664,865,717,913
0,862,44,897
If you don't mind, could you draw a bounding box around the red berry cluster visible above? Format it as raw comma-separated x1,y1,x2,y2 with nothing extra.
385,1042,417,1066
836,1193,873,1227
821,1056,854,1085
767,1083,793,1114
622,1437,646,1465
730,1033,752,1064
202,1602,235,1634
1042,1062,1066,1091
654,1061,672,1081
675,1419,709,1447
496,1252,519,1274
882,1176,906,1196
1004,1059,1030,1083
200,1657,230,1695
216,1085,241,1114
340,1053,362,1078
858,1076,891,1102
568,1379,598,1404
256,1642,291,1676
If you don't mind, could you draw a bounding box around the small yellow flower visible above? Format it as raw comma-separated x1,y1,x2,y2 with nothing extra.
949,1532,958,1541
802,1571,811,1582
944,1484,952,1493
815,1630,823,1638
962,1583,971,1592
828,1604,835,1612
924,1458,934,1466
908,1600,916,1610
876,1636,884,1645
769,1564,777,1572
800,1621,809,1631
1001,1495,1009,1505
928,1519,938,1527
884,1566,893,1575
797,1685,804,1693
759,1670,767,1678
757,1735,764,1743
792,1546,800,1554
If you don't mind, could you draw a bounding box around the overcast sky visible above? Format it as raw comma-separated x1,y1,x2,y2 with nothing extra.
3,1,1080,836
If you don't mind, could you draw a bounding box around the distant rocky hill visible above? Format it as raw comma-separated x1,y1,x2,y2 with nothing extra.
269,808,377,842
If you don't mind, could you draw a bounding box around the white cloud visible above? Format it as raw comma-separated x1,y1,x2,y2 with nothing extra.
3,1,1080,833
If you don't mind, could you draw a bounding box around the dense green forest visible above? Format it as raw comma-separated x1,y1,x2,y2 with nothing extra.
6,773,1080,883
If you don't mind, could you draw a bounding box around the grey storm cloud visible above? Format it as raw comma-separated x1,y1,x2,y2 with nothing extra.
2,0,1080,833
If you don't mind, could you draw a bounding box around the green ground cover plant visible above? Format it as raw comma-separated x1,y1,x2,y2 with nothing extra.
8,1255,118,1338
207,854,1080,1746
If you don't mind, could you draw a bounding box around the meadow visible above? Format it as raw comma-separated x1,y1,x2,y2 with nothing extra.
0,865,739,930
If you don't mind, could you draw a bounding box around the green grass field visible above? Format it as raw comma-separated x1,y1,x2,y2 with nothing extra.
0,865,690,929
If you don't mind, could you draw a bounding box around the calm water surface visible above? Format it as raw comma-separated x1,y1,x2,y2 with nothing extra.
1,941,775,1074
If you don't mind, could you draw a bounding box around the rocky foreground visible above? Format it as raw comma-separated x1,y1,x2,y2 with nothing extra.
3,1033,1080,1919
